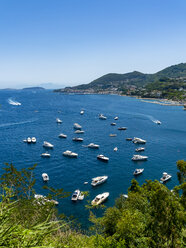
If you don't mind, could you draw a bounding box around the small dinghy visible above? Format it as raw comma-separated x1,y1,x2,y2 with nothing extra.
31,137,36,143
78,192,84,200
42,173,49,181
114,147,118,152
56,118,62,123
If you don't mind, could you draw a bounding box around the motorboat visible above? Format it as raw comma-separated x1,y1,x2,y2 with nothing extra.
109,134,117,137
114,117,118,120
71,189,80,201
63,150,78,157
154,120,161,125
91,192,109,205
133,168,144,175
42,173,49,181
97,154,109,162
99,114,107,120
56,118,62,123
31,137,36,143
114,147,118,152
126,138,132,141
72,137,83,142
43,141,54,148
80,110,84,115
111,123,116,126
84,181,88,185
34,194,59,205
135,147,145,152
133,137,146,144
160,172,172,183
87,143,99,149
59,133,67,138
27,137,32,143
91,176,108,186
78,192,84,200
74,130,85,134
74,123,82,129
132,155,148,161
23,139,27,143
41,152,51,157
118,127,127,130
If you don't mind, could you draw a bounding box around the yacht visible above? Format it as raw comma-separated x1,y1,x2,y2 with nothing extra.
160,172,172,183
43,141,54,148
135,147,145,152
31,137,36,143
71,189,80,201
154,120,161,125
59,133,67,138
34,194,59,205
99,114,107,120
118,127,127,130
27,137,32,143
74,123,82,129
132,155,148,161
91,176,108,186
114,147,118,152
133,137,146,144
111,123,116,126
126,138,132,141
97,154,109,162
41,152,51,157
133,168,144,175
87,143,99,149
42,173,49,181
74,130,84,134
114,117,119,120
80,110,84,115
72,137,83,142
56,118,62,123
109,134,117,137
63,150,78,157
91,192,109,206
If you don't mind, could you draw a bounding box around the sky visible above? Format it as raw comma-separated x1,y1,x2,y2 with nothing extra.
0,0,186,88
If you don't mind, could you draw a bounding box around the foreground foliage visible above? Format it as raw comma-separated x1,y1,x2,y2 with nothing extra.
0,161,185,247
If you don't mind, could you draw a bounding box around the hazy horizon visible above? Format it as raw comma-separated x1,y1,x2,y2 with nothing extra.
0,0,186,88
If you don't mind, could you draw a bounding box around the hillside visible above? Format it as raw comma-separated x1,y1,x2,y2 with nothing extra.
55,63,186,94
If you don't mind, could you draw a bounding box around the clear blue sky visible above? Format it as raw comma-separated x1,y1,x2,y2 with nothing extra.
0,0,186,88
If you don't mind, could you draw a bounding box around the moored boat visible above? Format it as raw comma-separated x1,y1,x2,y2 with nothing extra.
59,133,67,138
87,143,99,149
74,130,85,134
133,168,144,175
91,175,108,186
126,138,132,141
72,137,83,142
114,117,118,120
41,152,51,157
132,155,148,161
160,172,172,183
56,118,62,123
27,137,32,143
42,173,49,181
114,147,118,152
63,150,78,157
133,137,146,144
34,194,59,205
109,134,117,137
118,127,127,130
71,189,80,201
135,147,145,152
43,141,54,148
111,122,116,126
31,137,36,143
97,154,109,162
80,110,84,115
74,123,82,129
99,114,107,120
91,192,109,205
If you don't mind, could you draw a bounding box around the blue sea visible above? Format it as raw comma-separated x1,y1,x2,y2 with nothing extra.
0,90,186,228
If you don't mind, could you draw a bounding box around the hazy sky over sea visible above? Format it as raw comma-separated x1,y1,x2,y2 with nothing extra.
0,0,186,88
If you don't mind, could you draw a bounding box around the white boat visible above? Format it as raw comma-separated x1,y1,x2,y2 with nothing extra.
160,172,172,183
133,168,144,175
72,137,83,142
23,139,27,143
74,123,82,129
87,143,99,149
71,189,80,201
74,130,84,134
78,192,84,200
63,150,78,157
154,120,161,125
99,114,107,120
114,117,118,120
42,173,49,181
135,147,145,152
91,192,109,205
118,127,127,130
123,194,128,199
109,134,117,137
56,118,62,123
133,137,146,144
111,123,116,126
27,137,32,143
43,141,54,148
80,110,84,115
97,154,109,162
132,155,148,161
31,137,36,143
114,147,118,152
91,176,108,186
59,133,67,138
41,152,51,157
34,194,59,205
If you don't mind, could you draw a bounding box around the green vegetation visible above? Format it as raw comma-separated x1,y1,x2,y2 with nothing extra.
0,161,185,247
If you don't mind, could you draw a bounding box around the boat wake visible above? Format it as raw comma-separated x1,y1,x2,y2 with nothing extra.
8,98,21,106
0,118,38,128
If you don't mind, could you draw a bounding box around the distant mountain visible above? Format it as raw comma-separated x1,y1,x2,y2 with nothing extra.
22,87,45,91
55,63,186,93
